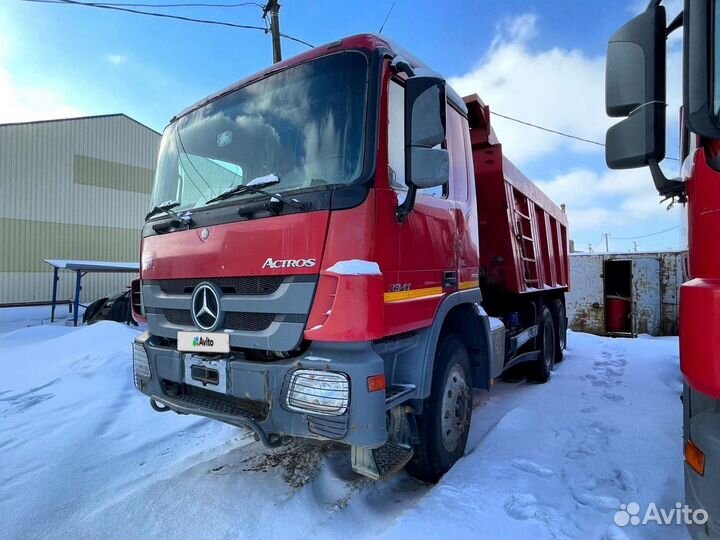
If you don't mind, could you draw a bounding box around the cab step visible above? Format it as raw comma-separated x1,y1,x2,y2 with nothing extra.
384,383,415,408
351,443,414,480
351,406,415,480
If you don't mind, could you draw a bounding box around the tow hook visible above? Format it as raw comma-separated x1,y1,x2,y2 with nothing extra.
150,398,172,412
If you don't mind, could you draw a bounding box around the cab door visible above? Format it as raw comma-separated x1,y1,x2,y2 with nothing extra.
385,79,463,332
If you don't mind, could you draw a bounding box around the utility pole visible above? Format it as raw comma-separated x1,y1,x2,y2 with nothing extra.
633,241,638,252
604,233,610,253
588,243,593,253
264,0,282,63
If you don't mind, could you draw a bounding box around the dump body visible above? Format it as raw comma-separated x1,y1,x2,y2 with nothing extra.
464,95,569,295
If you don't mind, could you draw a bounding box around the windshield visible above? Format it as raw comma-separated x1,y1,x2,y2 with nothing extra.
151,51,369,214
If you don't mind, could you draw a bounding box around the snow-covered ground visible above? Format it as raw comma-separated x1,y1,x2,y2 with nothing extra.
0,303,84,332
0,319,685,540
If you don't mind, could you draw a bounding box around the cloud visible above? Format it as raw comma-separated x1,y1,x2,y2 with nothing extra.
106,54,127,65
535,165,681,250
0,65,83,124
448,14,607,166
448,12,682,168
449,13,683,250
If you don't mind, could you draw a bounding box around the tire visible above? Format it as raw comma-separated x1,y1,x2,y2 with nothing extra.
83,297,107,324
405,334,473,483
550,298,567,363
109,292,131,324
526,306,555,383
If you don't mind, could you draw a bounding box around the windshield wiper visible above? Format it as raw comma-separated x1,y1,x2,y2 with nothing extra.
145,200,181,221
205,174,306,210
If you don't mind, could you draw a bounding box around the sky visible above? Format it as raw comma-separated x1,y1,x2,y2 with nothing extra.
0,0,686,252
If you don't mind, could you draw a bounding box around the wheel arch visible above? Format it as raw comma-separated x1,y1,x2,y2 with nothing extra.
417,290,494,400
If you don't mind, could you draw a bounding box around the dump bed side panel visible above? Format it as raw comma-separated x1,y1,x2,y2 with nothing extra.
464,94,569,295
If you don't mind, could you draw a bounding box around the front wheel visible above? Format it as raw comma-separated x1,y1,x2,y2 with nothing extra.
405,334,472,483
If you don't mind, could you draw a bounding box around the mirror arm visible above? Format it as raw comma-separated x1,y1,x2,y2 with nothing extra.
648,159,687,203
391,55,415,77
666,10,683,36
396,184,417,223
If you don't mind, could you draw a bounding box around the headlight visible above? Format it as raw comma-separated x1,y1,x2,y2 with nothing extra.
286,369,349,416
132,342,151,387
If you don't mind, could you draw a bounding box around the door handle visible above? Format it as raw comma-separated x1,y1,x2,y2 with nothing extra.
443,271,458,292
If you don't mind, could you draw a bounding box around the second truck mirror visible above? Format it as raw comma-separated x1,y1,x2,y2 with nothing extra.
605,4,667,171
605,5,666,117
684,0,720,138
606,102,665,169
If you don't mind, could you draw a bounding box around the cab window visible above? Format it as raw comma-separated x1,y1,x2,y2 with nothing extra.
388,79,449,199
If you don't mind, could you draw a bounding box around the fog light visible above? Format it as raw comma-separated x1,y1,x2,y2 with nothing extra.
133,342,151,387
286,369,349,416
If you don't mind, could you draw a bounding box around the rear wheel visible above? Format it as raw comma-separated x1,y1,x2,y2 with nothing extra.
405,334,472,483
550,298,567,362
527,307,555,383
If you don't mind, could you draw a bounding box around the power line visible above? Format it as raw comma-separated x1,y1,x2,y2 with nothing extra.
491,111,680,162
593,234,605,250
611,225,679,240
22,0,265,29
55,1,265,7
279,31,313,48
378,0,396,33
20,0,313,47
13,0,681,153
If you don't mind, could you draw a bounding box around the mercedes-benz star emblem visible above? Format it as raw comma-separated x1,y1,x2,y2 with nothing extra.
191,283,222,331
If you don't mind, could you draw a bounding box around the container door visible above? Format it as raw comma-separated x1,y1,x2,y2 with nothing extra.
566,255,604,334
632,257,661,335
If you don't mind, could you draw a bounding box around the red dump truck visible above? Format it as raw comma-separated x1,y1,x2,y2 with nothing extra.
131,34,569,481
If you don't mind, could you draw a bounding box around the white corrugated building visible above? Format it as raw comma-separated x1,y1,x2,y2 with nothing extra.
0,114,161,305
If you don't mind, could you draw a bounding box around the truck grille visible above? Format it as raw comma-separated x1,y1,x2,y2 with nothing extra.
154,276,284,296
164,309,275,331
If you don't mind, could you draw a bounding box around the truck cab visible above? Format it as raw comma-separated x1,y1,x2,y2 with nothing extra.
132,34,569,481
604,2,720,537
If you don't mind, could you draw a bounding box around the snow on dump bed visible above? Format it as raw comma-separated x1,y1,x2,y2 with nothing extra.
325,259,381,275
0,323,686,540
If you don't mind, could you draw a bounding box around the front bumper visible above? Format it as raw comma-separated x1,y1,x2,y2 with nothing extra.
133,332,388,447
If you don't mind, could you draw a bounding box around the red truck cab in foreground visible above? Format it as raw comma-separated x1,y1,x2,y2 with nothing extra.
605,2,720,537
132,34,569,481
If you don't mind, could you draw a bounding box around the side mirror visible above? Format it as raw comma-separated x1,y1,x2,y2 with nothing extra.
605,5,666,169
606,102,665,169
409,147,449,189
396,75,449,221
406,75,447,148
606,6,666,117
